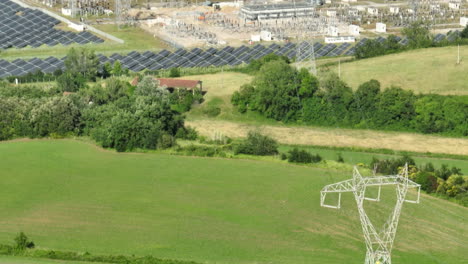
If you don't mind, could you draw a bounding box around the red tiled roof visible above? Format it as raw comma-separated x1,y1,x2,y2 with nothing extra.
130,77,200,89
157,78,200,89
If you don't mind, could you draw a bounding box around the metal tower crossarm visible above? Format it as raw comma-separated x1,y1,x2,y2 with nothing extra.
320,164,421,264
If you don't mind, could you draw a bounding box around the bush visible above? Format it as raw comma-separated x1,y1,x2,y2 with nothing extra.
337,153,344,163
287,148,322,164
234,131,278,156
14,232,34,252
203,105,221,117
176,127,198,140
169,68,181,77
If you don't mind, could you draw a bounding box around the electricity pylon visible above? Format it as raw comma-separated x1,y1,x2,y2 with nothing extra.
320,164,421,264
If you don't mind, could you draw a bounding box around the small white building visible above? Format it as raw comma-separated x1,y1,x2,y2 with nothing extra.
461,17,468,27
367,7,379,15
376,22,386,33
61,8,72,16
449,1,460,10
328,26,339,36
407,8,414,14
250,34,261,42
356,6,366,12
327,9,337,17
325,0,332,4
349,24,360,35
260,31,272,41
389,6,399,14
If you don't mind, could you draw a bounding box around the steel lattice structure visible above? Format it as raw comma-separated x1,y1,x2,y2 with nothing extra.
320,164,421,264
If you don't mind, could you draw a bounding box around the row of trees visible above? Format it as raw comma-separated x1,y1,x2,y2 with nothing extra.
231,58,467,136
356,21,468,59
0,75,202,151
370,156,467,206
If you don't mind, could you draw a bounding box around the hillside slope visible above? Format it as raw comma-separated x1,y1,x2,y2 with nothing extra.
0,140,466,264
332,45,468,95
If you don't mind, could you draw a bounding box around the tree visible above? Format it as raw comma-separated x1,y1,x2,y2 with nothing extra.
30,96,81,137
112,61,123,76
351,79,381,123
251,60,300,121
101,62,112,78
376,86,416,129
135,76,168,98
298,68,319,99
57,71,86,92
413,95,446,133
461,24,468,39
64,47,99,81
402,21,433,49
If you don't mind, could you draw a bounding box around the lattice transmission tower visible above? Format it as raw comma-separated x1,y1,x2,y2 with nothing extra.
115,0,131,28
320,164,421,264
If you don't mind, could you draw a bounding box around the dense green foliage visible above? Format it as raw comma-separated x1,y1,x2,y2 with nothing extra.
232,61,468,137
355,35,402,59
0,75,202,151
462,24,468,39
234,131,278,155
370,156,467,206
287,148,322,164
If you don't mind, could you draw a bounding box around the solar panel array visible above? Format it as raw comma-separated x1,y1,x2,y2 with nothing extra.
0,0,103,49
0,32,456,78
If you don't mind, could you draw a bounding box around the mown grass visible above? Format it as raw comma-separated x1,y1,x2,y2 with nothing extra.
0,255,107,264
0,139,466,264
328,45,468,95
0,24,170,60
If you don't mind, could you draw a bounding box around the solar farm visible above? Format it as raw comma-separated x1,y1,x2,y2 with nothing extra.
0,0,103,49
1,29,464,78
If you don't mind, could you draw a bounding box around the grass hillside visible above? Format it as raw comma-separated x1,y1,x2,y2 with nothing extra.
0,140,466,264
330,45,468,95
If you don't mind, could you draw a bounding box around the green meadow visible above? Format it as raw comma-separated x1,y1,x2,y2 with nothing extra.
0,140,466,264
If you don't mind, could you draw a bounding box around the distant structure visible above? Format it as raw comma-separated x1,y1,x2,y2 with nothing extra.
320,164,421,264
239,2,316,20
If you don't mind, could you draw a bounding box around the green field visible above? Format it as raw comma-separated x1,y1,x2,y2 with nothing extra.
330,46,468,95
0,140,466,264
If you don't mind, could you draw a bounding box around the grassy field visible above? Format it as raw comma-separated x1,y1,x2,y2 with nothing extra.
328,46,468,95
0,140,466,264
0,256,107,264
0,24,170,60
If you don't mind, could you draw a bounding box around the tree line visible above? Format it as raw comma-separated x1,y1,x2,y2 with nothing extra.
370,156,467,206
0,48,203,152
231,56,467,137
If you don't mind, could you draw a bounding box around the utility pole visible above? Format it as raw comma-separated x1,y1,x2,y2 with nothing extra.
457,44,460,65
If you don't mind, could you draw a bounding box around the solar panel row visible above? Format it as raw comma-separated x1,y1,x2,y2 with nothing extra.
0,33,452,78
0,0,104,49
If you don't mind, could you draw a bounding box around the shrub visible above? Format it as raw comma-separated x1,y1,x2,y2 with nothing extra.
287,148,322,164
169,68,181,77
203,105,221,117
234,131,278,156
14,232,34,252
337,153,344,163
176,127,198,140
